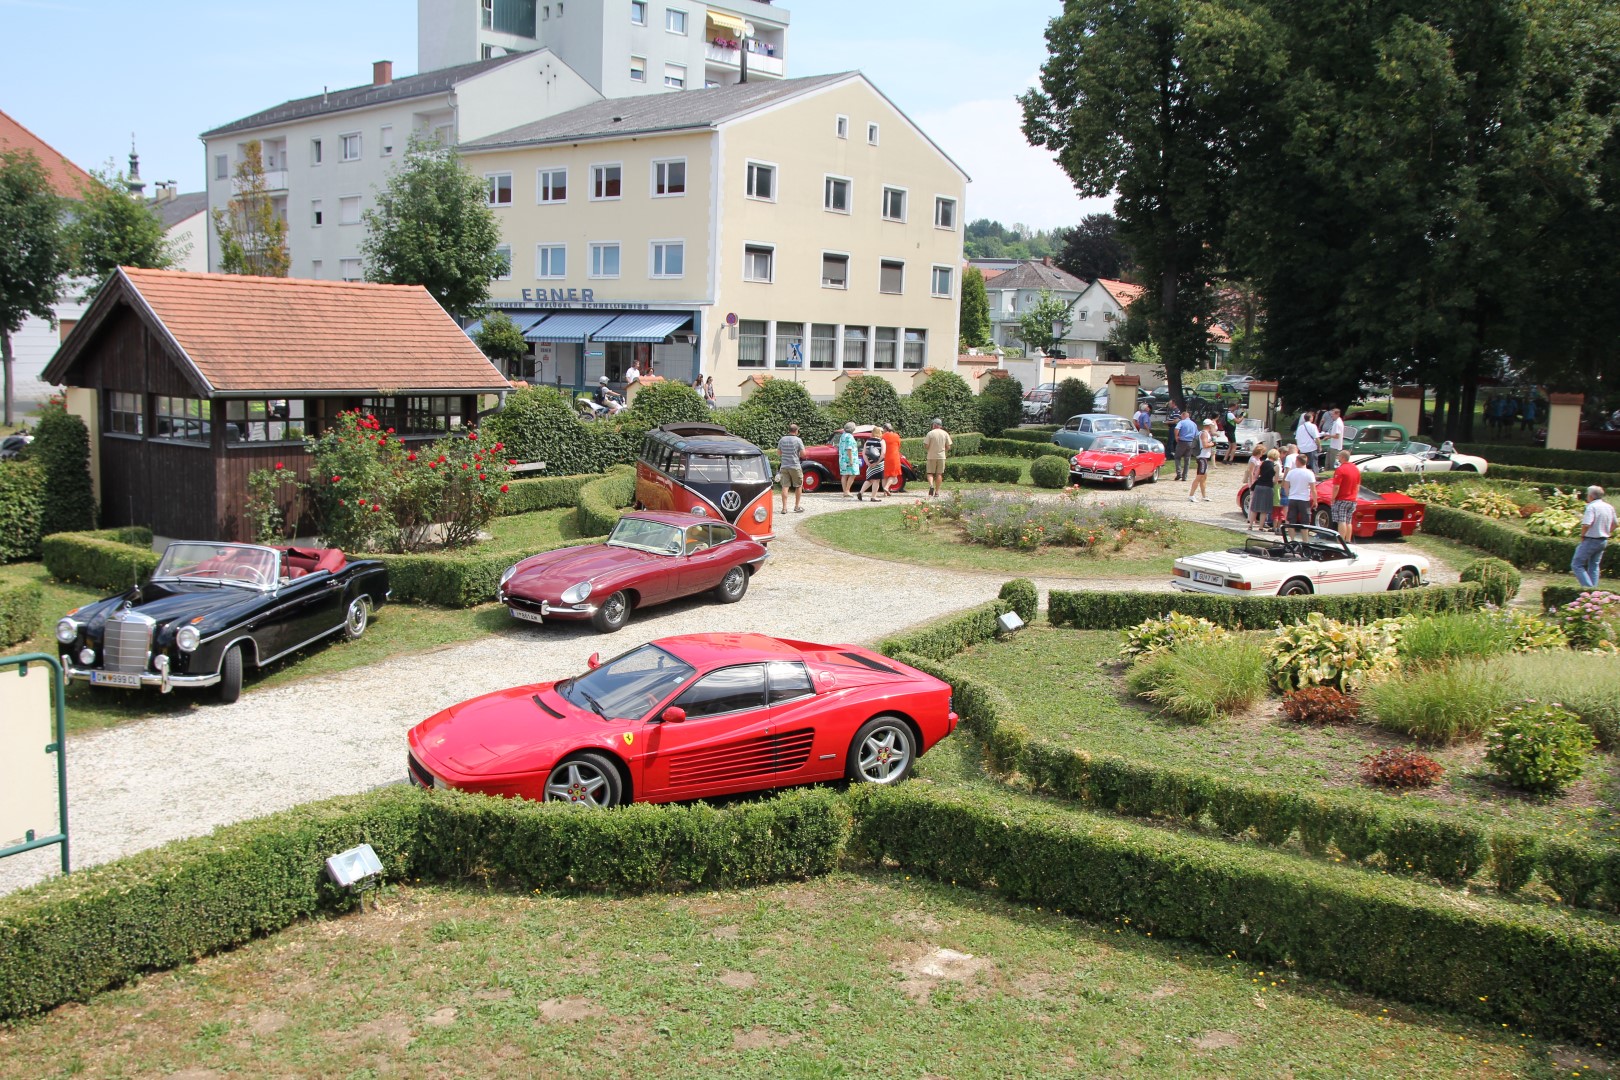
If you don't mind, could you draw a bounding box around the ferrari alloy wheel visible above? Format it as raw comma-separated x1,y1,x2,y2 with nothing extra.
714,566,749,604
343,596,369,640
847,716,915,785
1313,507,1333,530
544,752,623,807
1278,578,1313,597
218,644,243,705
1389,568,1420,590
592,591,630,633
1121,472,1135,491
801,469,823,493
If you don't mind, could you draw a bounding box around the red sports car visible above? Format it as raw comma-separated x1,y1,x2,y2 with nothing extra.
1237,480,1426,538
406,634,958,806
799,425,916,494
498,511,768,633
1067,434,1167,490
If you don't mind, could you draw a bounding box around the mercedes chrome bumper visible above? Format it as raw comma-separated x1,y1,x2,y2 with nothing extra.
60,658,219,692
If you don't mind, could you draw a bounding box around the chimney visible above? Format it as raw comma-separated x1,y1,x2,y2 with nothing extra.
1042,256,1053,267
373,60,393,87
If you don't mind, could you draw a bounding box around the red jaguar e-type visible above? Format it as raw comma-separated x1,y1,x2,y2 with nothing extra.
1067,434,1166,490
1237,480,1426,538
498,511,768,633
406,633,958,806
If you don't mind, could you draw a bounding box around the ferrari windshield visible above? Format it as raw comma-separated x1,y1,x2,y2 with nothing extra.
607,517,683,555
153,543,279,589
559,644,695,721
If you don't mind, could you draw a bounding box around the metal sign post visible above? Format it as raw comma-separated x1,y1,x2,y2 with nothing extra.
0,653,69,874
783,341,804,381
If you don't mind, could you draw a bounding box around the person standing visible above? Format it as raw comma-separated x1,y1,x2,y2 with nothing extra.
881,422,903,497
859,428,886,501
1249,447,1278,531
1172,411,1197,482
1282,442,1301,472
624,360,641,387
1328,450,1362,541
1133,402,1153,434
1327,408,1346,461
776,423,807,514
1572,485,1615,588
1221,404,1240,463
1284,454,1319,527
923,418,953,497
703,376,716,407
692,375,704,391
1189,419,1216,502
1295,410,1321,471
837,421,861,498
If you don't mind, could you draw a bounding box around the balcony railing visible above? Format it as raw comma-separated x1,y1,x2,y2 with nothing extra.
705,42,782,76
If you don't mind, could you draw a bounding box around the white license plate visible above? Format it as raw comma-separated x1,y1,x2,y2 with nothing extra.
91,671,142,688
510,607,545,624
1376,521,1402,531
1192,571,1226,585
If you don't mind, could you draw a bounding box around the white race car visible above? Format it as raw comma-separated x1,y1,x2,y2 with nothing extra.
1351,440,1489,475
1171,524,1430,597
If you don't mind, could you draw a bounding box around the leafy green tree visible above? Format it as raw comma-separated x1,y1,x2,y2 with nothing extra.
0,149,68,425
728,379,834,447
32,400,95,534
361,137,504,318
212,140,288,277
472,311,528,375
977,374,1025,435
625,381,710,428
907,369,979,435
959,267,992,349
1015,290,1076,355
67,165,175,296
827,375,904,428
1057,213,1134,282
1052,378,1095,420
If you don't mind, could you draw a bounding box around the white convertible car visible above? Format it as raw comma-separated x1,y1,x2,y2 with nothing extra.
1231,417,1280,454
1352,440,1490,475
1171,525,1431,597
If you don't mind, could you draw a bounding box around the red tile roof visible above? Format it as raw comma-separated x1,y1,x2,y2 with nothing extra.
1098,278,1145,307
0,108,93,199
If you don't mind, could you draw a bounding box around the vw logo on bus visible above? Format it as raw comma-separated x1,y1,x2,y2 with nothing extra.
719,490,743,512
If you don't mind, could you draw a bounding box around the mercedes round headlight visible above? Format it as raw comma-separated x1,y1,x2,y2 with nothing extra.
499,564,517,587
56,618,78,644
561,581,593,605
753,505,768,523
78,647,96,666
689,504,708,516
175,625,201,653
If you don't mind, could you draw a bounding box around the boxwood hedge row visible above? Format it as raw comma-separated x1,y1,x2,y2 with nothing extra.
1454,442,1620,473
1492,464,1620,487
39,528,159,593
1420,505,1616,577
575,466,637,537
943,461,1022,484
1542,583,1601,610
498,473,598,516
978,436,1065,459
0,460,45,562
1046,582,1483,630
0,579,43,647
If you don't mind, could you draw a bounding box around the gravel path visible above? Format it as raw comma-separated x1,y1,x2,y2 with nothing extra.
0,456,1445,895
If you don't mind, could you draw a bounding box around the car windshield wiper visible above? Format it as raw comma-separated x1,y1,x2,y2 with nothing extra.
578,689,609,720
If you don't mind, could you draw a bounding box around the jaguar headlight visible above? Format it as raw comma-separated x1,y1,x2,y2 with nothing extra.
753,505,768,523
176,625,200,653
561,581,593,605
499,564,517,587
56,618,78,644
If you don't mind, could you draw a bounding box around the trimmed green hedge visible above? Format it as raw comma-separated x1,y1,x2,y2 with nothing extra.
1454,443,1620,473
370,550,515,607
0,461,45,562
499,473,599,516
0,580,43,648
576,467,637,537
1421,505,1617,577
996,428,1061,443
1541,584,1599,610
1047,583,1484,630
898,431,984,462
876,597,1014,661
0,785,851,1020
998,578,1037,623
1358,471,1484,493
40,528,159,592
846,784,1620,1044
979,436,1064,459
943,461,1022,484
1029,455,1070,489
1493,464,1620,488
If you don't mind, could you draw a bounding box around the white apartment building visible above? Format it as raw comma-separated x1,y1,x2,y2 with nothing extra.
418,0,790,94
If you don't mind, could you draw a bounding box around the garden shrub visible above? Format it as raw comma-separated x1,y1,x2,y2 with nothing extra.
997,578,1037,624
1536,839,1611,908
1125,639,1269,724
369,549,516,607
625,381,711,428
1545,590,1620,649
1279,686,1359,725
500,473,598,516
483,385,614,476
0,460,44,561
0,580,43,647
827,375,904,429
1484,702,1597,795
1418,505,1616,577
1266,613,1401,692
977,436,1062,459
1395,611,1516,665
575,467,637,537
1451,442,1620,473
1363,661,1511,743
1047,583,1483,629
1028,454,1070,489
975,375,1024,436
40,528,160,592
1485,607,1569,652
875,596,1013,661
727,379,835,448
1499,651,1620,746
30,402,95,536
942,460,1021,484
1050,378,1094,421
1458,557,1521,606
1359,748,1444,790
1119,611,1229,659
905,370,978,437
1493,464,1620,488
996,428,1060,443
1489,832,1541,894
1376,815,1489,885
948,491,1179,553
1542,583,1583,610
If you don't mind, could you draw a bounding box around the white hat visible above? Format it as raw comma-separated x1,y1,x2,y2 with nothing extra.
598,376,609,384
1203,418,1216,427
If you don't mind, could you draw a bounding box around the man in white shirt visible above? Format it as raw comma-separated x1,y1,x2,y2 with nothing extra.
1327,409,1345,457
624,362,642,386
1284,458,1319,526
1572,485,1615,588
1295,410,1321,470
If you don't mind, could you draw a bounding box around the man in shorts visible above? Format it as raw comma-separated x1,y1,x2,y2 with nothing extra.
1284,455,1319,526
923,418,953,497
777,423,806,513
1328,449,1361,541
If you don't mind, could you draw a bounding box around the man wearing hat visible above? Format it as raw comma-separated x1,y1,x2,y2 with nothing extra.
1188,418,1217,502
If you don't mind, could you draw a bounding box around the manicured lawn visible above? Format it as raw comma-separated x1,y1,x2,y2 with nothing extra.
802,503,1240,580
950,627,1620,847
0,873,1594,1080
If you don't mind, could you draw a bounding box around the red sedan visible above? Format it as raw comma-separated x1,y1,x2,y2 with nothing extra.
406,633,958,806
1237,480,1426,538
498,511,767,633
1068,434,1166,490
799,425,916,494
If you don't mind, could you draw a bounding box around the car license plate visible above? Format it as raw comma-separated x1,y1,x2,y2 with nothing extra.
1192,571,1225,585
90,671,141,688
510,607,545,624
1376,521,1402,531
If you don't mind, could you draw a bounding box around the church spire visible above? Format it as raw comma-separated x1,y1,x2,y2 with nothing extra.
125,134,146,197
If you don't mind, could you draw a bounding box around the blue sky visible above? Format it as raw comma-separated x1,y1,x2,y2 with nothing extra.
0,0,1109,229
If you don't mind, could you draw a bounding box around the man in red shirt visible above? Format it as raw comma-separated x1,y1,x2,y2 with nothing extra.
1329,450,1361,541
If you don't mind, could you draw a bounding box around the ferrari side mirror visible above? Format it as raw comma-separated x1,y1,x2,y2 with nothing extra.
661,706,686,723
586,652,601,670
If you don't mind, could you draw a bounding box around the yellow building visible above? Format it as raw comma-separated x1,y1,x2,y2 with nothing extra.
460,71,968,401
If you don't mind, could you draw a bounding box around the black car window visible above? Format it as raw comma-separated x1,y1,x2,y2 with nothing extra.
674,664,766,718
766,661,815,705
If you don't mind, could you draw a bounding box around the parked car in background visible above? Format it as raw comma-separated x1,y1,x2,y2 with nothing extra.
1171,525,1430,596
1021,389,1054,422
1352,441,1489,475
1052,413,1142,452
800,424,916,493
498,512,768,634
0,433,33,460
1193,381,1244,407
1231,417,1279,454
1237,480,1427,537
1341,421,1416,456
56,542,388,704
406,634,959,806
1068,434,1166,489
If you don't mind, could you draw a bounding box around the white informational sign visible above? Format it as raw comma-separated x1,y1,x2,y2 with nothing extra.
0,662,57,848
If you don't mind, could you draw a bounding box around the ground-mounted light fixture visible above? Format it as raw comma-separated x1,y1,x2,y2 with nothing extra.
996,611,1024,636
325,843,384,892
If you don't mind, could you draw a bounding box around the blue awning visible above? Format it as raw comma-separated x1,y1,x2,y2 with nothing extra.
524,312,616,343
461,319,483,338
511,313,550,336
590,312,692,343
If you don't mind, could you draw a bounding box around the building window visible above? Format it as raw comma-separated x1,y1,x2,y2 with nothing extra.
310,139,323,165
225,399,305,443
310,259,322,279
879,259,904,294
842,326,867,369
311,199,324,227
931,265,952,297
590,242,620,278
664,63,686,89
631,0,647,24
821,252,848,289
364,396,465,435
543,4,550,18
339,196,361,225
152,395,208,443
106,391,143,436
738,319,767,369
835,115,848,139
774,322,804,368
934,196,957,230
810,323,837,369
743,244,774,283
340,258,363,281
665,8,687,33
650,240,685,278
630,55,646,82
903,329,927,370
481,0,493,27
653,159,686,196
494,245,512,280
536,244,567,278
823,175,850,213
591,164,622,199
537,168,567,202
341,133,361,161
882,186,906,222
380,126,394,156
867,122,879,145
214,154,228,180
873,327,899,370
486,173,513,206
1078,309,1089,322
745,161,775,201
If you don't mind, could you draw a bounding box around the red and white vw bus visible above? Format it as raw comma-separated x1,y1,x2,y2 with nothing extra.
635,423,775,542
